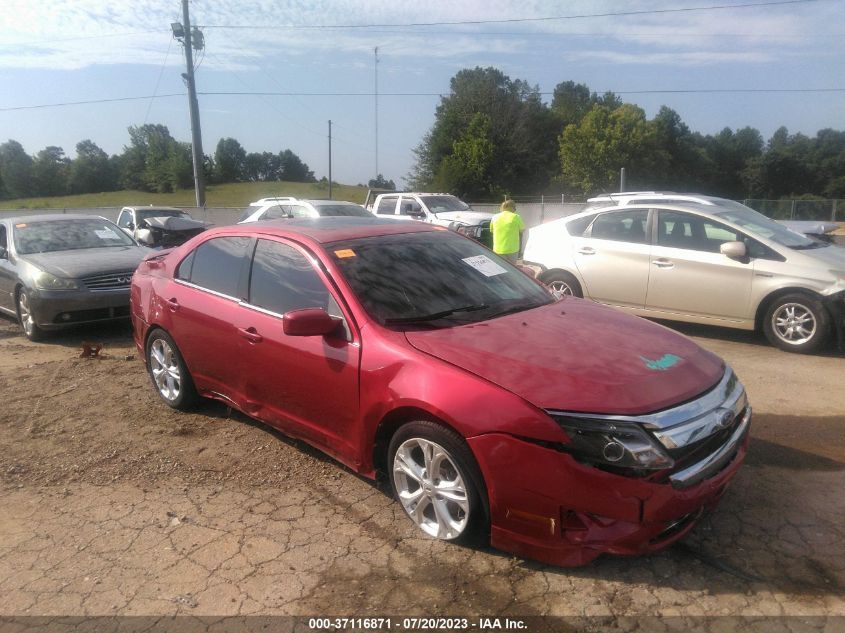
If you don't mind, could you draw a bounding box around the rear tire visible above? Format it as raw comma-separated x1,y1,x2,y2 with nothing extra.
388,420,488,546
145,329,199,410
542,271,583,299
763,293,830,353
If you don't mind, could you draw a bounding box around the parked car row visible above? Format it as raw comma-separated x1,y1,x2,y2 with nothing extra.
524,193,845,354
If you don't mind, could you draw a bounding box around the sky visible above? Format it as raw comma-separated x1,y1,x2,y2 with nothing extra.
0,0,843,191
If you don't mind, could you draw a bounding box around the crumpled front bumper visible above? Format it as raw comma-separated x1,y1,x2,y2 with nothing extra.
467,417,749,567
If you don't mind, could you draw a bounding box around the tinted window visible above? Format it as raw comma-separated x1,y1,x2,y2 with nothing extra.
0,225,7,251
658,211,741,253
188,236,250,297
375,197,398,215
176,250,195,281
13,218,136,254
249,239,330,315
330,231,552,326
566,214,597,237
314,204,371,217
589,210,649,244
117,211,133,228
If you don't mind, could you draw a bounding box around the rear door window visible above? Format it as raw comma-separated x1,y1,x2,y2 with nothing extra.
588,210,649,244
184,236,251,298
375,196,398,215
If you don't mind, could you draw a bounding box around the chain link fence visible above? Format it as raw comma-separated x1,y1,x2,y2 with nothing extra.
742,199,843,221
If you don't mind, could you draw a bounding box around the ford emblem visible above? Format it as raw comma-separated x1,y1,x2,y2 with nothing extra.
715,408,734,429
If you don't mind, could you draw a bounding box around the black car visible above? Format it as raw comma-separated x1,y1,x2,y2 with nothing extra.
0,214,150,341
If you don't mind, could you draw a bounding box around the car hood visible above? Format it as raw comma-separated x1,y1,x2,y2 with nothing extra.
21,246,150,279
791,243,845,269
142,216,209,231
404,300,725,416
432,210,494,226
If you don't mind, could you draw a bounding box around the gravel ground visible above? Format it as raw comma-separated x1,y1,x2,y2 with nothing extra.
0,314,843,625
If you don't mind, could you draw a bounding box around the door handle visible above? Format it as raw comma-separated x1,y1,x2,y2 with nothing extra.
577,247,596,255
238,327,263,344
165,298,180,312
652,259,674,269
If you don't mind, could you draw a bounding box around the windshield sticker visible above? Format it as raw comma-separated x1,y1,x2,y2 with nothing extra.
640,354,682,371
334,249,356,258
462,255,507,277
95,228,119,239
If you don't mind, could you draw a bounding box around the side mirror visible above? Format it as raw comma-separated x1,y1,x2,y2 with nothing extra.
410,209,426,219
0,246,7,259
720,241,747,259
127,222,135,231
283,308,342,337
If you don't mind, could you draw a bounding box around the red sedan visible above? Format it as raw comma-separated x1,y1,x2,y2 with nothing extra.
130,217,750,566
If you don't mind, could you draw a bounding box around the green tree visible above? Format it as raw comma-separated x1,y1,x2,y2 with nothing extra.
368,174,396,190
31,146,70,196
278,149,314,182
120,124,187,193
435,113,496,198
0,140,33,199
559,103,658,194
243,152,282,181
69,140,117,194
214,137,246,183
410,67,558,197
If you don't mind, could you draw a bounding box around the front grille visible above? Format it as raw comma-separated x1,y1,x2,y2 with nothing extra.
52,306,130,324
665,406,747,473
82,271,135,291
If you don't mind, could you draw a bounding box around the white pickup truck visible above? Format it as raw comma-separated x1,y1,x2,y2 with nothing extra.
366,191,494,247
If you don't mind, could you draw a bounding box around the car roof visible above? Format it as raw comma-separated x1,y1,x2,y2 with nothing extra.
218,216,438,244
2,213,114,224
303,199,362,207
123,205,184,211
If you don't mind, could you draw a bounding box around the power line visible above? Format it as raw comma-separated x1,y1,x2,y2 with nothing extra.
3,86,845,112
198,0,824,30
0,29,163,47
143,38,174,125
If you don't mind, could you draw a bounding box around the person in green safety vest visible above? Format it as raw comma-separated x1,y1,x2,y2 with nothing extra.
490,199,525,263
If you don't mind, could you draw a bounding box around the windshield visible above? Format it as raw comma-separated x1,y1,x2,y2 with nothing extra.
136,209,190,222
420,195,470,214
14,218,136,254
713,205,816,249
314,204,371,217
328,230,553,327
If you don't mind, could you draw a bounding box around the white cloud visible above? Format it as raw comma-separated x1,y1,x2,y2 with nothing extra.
0,0,837,70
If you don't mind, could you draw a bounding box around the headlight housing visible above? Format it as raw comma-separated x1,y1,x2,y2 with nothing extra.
33,270,79,290
550,415,674,471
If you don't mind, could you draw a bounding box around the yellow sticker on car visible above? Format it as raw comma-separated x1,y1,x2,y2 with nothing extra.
15,223,27,228
334,249,356,258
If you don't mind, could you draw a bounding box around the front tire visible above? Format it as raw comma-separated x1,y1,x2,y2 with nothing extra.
388,420,488,546
763,293,830,353
145,329,199,410
16,289,43,342
542,271,583,299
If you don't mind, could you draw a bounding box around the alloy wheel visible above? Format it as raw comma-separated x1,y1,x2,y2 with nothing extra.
771,302,817,346
149,338,182,402
548,280,574,299
17,292,34,337
392,438,470,540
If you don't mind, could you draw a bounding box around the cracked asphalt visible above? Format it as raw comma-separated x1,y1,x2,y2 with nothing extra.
0,315,843,620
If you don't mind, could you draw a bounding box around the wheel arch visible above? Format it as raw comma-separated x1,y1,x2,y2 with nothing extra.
754,286,827,331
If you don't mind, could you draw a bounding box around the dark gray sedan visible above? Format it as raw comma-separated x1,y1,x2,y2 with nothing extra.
0,214,150,341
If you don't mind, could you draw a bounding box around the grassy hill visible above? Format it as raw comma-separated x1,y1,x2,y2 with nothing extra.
0,181,372,209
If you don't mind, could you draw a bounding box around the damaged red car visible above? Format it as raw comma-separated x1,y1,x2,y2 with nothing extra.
130,217,751,566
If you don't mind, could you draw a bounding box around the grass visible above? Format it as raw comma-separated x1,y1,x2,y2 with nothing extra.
0,181,372,209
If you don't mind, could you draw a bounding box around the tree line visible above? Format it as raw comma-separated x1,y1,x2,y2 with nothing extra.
0,124,315,201
409,67,845,202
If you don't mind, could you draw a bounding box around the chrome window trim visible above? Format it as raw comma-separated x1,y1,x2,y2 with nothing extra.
546,368,747,451
174,278,240,302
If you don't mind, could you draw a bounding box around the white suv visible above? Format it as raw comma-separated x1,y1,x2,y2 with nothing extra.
238,198,371,223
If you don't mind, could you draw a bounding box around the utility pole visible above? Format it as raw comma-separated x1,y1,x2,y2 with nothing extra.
374,46,379,181
172,0,206,207
328,120,333,200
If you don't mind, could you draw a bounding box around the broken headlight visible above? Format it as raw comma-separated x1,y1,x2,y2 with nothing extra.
551,415,674,471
